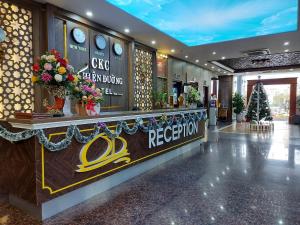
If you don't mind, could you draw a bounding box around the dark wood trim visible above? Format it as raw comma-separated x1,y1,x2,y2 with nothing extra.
246,78,298,124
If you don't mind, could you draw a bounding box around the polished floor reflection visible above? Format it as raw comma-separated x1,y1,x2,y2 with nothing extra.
1,122,300,225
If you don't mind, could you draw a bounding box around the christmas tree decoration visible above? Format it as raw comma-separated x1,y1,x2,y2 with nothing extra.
246,79,272,122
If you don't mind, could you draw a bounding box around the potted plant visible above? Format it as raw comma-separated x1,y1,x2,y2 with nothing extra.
186,87,201,108
32,49,75,115
69,77,103,116
152,91,168,109
232,92,245,122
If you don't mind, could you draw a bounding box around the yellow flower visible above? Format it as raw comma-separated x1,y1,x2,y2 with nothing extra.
58,66,66,74
31,75,38,83
73,76,79,83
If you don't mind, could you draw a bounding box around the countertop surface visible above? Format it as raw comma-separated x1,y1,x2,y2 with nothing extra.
8,108,206,129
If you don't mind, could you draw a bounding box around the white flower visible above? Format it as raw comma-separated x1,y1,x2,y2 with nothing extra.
46,55,56,62
54,74,63,82
41,55,47,60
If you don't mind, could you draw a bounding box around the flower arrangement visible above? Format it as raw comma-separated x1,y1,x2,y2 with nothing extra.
32,49,75,87
70,78,103,104
69,76,103,115
31,49,77,114
186,86,201,105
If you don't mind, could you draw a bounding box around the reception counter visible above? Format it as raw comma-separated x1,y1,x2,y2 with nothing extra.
0,108,207,219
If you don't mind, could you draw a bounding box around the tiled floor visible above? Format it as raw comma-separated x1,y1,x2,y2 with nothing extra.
1,121,300,225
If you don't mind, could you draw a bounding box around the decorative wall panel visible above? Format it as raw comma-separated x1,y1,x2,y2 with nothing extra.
134,48,153,110
216,52,300,73
0,1,33,119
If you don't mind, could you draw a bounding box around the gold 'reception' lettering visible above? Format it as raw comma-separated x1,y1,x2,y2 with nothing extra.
77,133,131,173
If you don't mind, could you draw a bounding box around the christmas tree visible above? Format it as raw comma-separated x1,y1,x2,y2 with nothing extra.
246,81,272,121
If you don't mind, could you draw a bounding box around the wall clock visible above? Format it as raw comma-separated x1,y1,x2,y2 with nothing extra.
0,28,6,43
95,35,106,50
113,42,123,56
72,27,86,44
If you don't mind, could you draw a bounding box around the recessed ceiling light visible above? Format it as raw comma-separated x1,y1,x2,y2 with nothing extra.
195,59,199,63
86,11,93,17
204,63,208,66
185,55,189,58
284,49,289,52
212,51,216,55
284,41,290,46
151,40,156,45
223,71,227,74
124,28,130,33
211,66,215,69
171,49,175,53
289,68,294,71
221,56,226,60
218,69,221,71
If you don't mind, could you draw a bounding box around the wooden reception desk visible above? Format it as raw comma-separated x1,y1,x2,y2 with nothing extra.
0,108,207,220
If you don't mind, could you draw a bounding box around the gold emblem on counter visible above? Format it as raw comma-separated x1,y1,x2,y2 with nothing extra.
76,133,131,173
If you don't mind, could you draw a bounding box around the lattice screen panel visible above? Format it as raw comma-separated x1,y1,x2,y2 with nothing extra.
134,48,153,110
0,1,33,119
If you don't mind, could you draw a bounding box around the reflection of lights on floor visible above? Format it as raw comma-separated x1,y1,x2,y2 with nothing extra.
211,216,215,221
286,176,290,181
203,192,207,196
219,205,224,211
244,169,248,174
278,219,284,224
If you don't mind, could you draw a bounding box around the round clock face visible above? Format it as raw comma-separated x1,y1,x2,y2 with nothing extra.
72,28,86,44
95,35,106,50
0,28,6,43
113,43,123,56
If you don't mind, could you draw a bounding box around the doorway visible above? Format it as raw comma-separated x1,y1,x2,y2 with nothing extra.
264,85,290,121
247,78,297,124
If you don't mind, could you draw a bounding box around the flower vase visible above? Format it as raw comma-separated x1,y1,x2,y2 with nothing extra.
94,103,101,115
75,102,88,116
189,103,197,109
63,96,73,116
45,86,66,115
86,100,97,116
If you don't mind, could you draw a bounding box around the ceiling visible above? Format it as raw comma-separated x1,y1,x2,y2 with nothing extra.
36,0,300,75
107,0,298,47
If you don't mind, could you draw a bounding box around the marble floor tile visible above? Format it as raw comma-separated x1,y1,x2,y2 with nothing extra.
1,121,300,225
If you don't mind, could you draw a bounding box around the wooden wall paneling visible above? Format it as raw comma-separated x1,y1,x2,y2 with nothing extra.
66,21,89,71
128,42,135,110
109,37,129,111
47,4,133,44
218,75,233,121
89,30,111,110
53,18,64,55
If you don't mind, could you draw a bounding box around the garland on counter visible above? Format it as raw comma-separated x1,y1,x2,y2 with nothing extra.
0,111,207,152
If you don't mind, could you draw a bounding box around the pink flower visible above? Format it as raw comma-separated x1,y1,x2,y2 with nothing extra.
41,73,52,82
83,85,93,93
44,63,53,71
